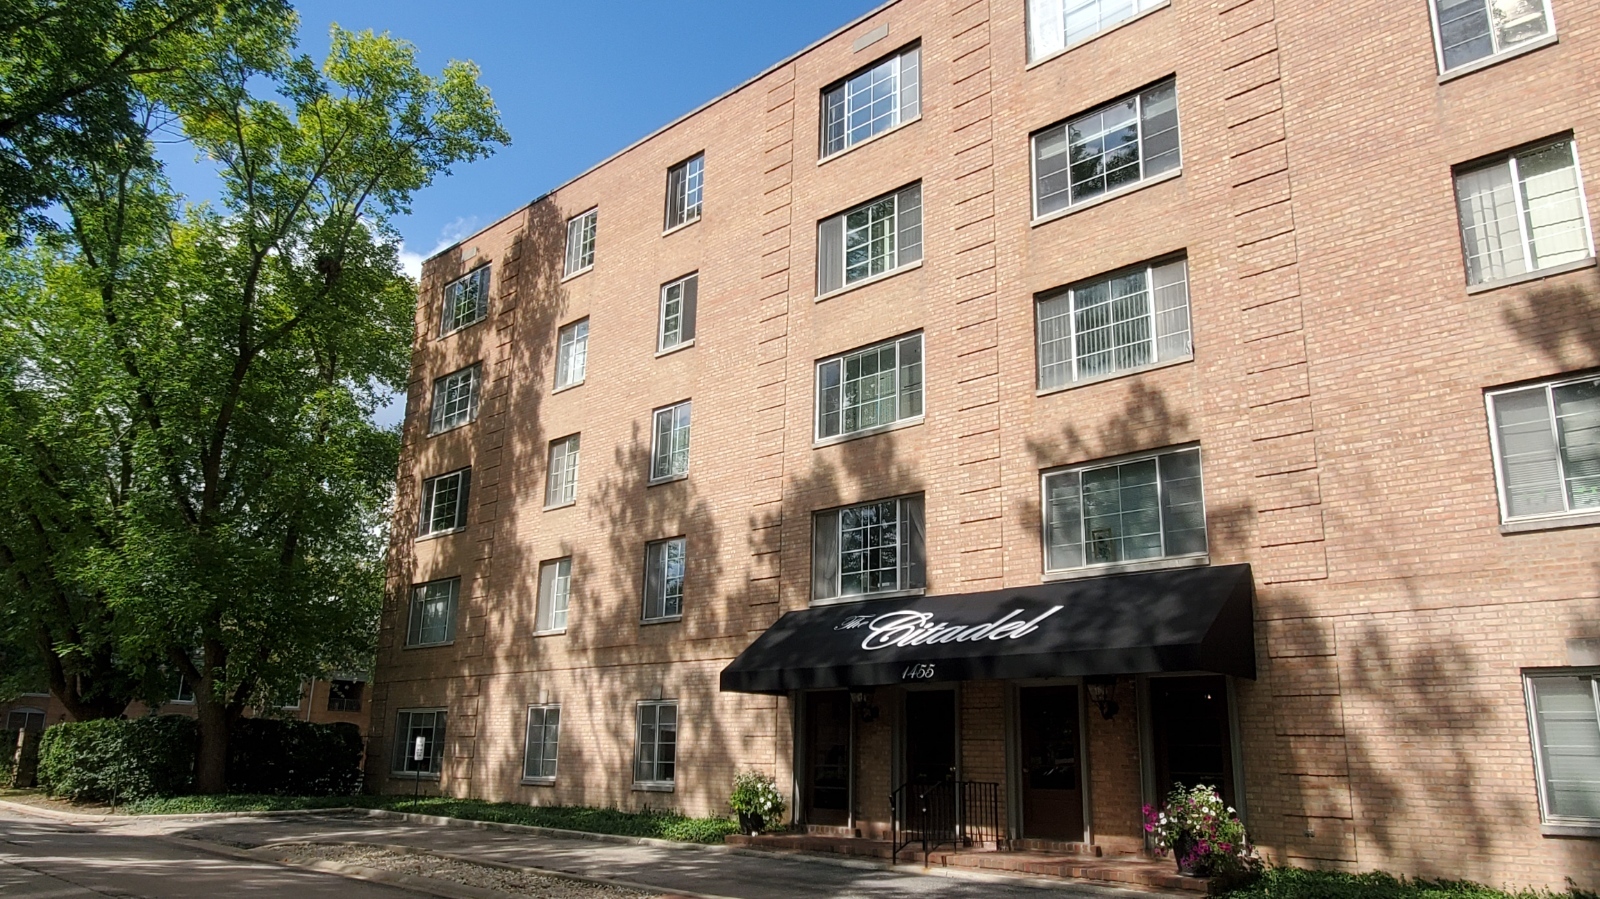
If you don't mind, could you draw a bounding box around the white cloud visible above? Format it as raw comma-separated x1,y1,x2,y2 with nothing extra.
397,216,483,281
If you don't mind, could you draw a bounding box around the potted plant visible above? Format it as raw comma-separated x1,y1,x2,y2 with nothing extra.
1142,784,1260,880
728,770,786,836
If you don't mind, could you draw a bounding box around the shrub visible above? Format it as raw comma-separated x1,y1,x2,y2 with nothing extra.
37,716,197,802
728,770,786,828
1217,867,1600,899
0,727,17,784
226,718,363,796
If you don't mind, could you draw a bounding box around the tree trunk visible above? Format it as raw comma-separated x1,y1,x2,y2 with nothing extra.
193,690,230,794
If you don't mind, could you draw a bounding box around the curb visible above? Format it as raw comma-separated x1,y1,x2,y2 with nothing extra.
0,797,362,823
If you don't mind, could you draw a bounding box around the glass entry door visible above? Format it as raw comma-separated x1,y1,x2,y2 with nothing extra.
804,691,851,825
1018,685,1084,840
904,689,957,786
1150,675,1235,806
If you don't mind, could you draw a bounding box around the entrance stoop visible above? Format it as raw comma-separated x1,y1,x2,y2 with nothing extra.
725,834,1208,893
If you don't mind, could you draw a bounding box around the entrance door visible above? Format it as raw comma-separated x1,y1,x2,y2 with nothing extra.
904,690,956,786
804,691,851,826
1150,675,1235,806
1018,685,1084,840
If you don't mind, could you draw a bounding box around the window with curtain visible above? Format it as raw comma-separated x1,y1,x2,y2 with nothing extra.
1036,256,1190,390
650,400,692,482
821,44,920,158
440,267,489,336
1527,672,1600,825
643,537,686,621
406,578,459,646
1431,0,1553,72
1033,78,1179,218
418,468,471,536
658,273,699,352
429,363,481,434
522,705,561,782
816,183,923,296
564,208,597,276
1042,447,1207,571
545,434,580,508
555,319,588,390
1027,0,1167,62
1488,374,1600,521
811,494,926,602
536,558,572,634
665,154,704,230
634,701,678,785
392,709,447,775
816,333,923,440
1455,139,1593,286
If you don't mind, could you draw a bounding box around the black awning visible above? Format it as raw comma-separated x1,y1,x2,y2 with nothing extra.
720,564,1255,694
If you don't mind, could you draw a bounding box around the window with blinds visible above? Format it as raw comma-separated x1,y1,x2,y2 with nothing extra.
545,434,580,508
392,709,447,775
817,183,923,296
1041,447,1207,571
1033,78,1180,218
418,468,471,536
1027,0,1167,62
406,577,459,646
650,400,692,482
812,495,926,602
440,267,489,336
536,558,572,634
1527,672,1600,825
665,154,704,230
1455,139,1593,286
643,537,686,621
1430,0,1553,72
1036,256,1190,391
821,44,920,158
429,364,481,434
634,701,678,785
658,273,698,353
816,333,923,440
522,705,561,782
1488,374,1600,522
555,318,588,390
564,208,597,276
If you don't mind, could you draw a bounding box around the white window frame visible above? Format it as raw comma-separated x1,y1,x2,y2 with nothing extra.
1039,445,1208,574
658,273,698,354
440,267,489,337
1525,669,1600,832
665,154,704,231
5,708,44,731
429,363,482,434
820,44,921,159
1031,78,1181,220
545,433,581,509
1454,138,1595,287
642,536,686,622
392,708,447,778
1026,0,1169,64
815,332,924,443
536,557,572,635
1486,373,1600,524
418,468,471,537
649,400,692,483
522,704,561,784
633,700,678,789
1035,255,1192,392
564,208,597,277
816,183,923,297
811,494,926,603
406,577,459,647
1429,0,1556,75
555,318,589,391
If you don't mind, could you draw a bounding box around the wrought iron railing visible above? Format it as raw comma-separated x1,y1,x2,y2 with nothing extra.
890,778,1004,861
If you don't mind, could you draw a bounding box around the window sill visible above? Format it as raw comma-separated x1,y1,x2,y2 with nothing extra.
1043,554,1209,582
552,380,585,395
814,416,923,449
632,782,676,793
648,472,689,488
815,259,923,304
543,500,577,512
428,419,476,438
1032,168,1182,228
1465,256,1595,295
817,115,922,167
1501,509,1600,535
390,772,441,781
811,588,926,608
1438,33,1558,84
416,526,467,543
662,215,701,238
656,339,695,359
1025,1,1171,71
402,641,455,651
438,318,487,341
561,265,593,284
534,629,567,638
1036,355,1193,398
521,777,557,786
641,615,683,626
1542,821,1600,838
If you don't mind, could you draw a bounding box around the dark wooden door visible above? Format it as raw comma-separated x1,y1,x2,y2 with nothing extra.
805,691,851,825
1019,685,1084,840
904,690,956,786
1150,675,1235,806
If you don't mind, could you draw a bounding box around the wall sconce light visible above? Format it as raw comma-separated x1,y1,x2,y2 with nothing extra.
850,689,879,723
1085,676,1120,720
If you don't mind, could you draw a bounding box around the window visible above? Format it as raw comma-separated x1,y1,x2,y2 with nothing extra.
643,537,686,621
555,319,588,390
811,494,926,602
650,400,692,482
430,364,481,434
392,708,446,776
536,558,572,634
173,673,194,703
665,154,704,230
1454,139,1593,286
634,701,677,786
817,183,923,296
822,45,920,158
1033,78,1180,218
658,273,698,353
1036,256,1190,390
545,434,580,508
816,333,924,440
419,468,471,536
523,705,561,782
1028,0,1167,61
564,208,597,276
441,267,489,336
1527,671,1600,826
406,577,459,646
1488,374,1600,522
6,708,44,731
1042,446,1207,572
1431,0,1553,73
327,679,364,712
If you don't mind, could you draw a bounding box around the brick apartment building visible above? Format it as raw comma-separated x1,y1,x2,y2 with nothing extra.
371,0,1600,887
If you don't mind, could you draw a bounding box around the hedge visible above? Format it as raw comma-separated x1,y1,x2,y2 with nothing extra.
0,727,17,785
226,718,363,796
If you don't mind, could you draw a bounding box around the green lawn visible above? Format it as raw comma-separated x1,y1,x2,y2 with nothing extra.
1216,867,1599,899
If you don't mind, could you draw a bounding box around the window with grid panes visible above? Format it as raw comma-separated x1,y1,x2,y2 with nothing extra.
1036,257,1190,390
821,45,920,158
392,709,446,775
633,701,677,785
545,434,580,508
536,558,571,633
418,469,470,536
816,183,922,296
327,679,363,712
1042,447,1206,571
1033,79,1179,218
665,155,704,230
811,495,925,602
1028,0,1167,62
1488,374,1600,521
643,537,686,621
650,401,691,482
658,274,698,352
816,333,923,440
1431,0,1553,72
564,209,597,276
406,577,459,646
555,319,588,390
440,267,488,336
1455,139,1593,286
429,364,481,434
522,705,561,782
1526,672,1600,826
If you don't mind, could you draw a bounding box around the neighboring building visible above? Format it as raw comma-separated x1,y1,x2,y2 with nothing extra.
0,695,52,732
372,0,1600,887
143,675,372,733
